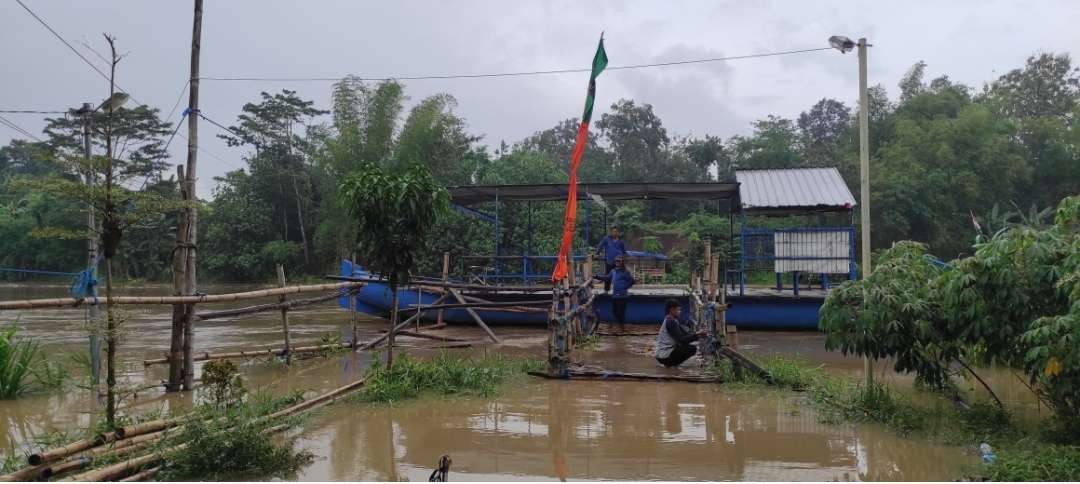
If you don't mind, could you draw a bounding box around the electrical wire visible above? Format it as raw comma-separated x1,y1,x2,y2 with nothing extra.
15,0,238,172
200,46,834,82
0,109,66,114
14,0,115,88
0,114,44,142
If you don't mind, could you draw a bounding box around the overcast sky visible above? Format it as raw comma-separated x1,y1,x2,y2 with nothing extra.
2,0,1078,197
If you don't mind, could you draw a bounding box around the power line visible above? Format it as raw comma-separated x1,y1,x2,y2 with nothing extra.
15,0,237,183
0,109,66,114
0,114,43,142
200,46,834,83
14,0,114,88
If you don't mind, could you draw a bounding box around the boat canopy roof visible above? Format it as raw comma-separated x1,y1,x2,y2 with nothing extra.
735,167,855,216
447,182,740,206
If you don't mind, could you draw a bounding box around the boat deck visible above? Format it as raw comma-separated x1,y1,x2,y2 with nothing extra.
457,284,829,300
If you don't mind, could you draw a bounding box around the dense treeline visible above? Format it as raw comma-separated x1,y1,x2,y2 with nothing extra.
1,53,1077,282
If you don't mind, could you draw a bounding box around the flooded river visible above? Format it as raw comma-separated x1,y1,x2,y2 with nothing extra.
0,282,1035,481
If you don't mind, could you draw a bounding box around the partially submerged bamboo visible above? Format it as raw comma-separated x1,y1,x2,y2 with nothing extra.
528,368,722,383
381,329,467,342
196,290,350,320
0,282,364,310
143,342,353,366
448,288,500,343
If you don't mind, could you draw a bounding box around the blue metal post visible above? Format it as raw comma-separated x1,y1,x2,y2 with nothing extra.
739,213,746,296
793,271,800,296
525,201,532,283
493,192,500,278
776,272,783,291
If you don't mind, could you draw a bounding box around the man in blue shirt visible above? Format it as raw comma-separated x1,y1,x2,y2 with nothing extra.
593,254,636,332
595,225,627,293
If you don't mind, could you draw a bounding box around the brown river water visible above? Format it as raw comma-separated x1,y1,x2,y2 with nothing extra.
0,282,1040,481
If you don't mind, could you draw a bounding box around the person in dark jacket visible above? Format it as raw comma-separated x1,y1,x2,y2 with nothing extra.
595,226,627,292
593,254,635,332
655,299,707,367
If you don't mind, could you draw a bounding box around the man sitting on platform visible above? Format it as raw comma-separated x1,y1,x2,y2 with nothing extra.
655,298,707,367
593,254,635,333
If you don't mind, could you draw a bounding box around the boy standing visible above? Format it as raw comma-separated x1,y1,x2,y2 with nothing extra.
593,254,635,333
595,226,626,293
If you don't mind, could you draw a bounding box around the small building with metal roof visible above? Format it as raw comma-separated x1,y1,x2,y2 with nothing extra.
735,167,855,216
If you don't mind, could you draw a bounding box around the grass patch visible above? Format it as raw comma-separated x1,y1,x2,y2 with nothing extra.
985,442,1080,481
577,334,600,351
356,353,543,404
729,356,1080,481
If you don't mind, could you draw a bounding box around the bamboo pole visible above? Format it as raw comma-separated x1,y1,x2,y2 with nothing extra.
448,288,500,343
196,290,348,320
168,164,189,392
528,369,721,383
277,265,292,365
350,252,358,349
119,466,160,482
143,342,353,366
0,282,365,310
437,252,449,328
326,275,546,293
381,330,466,342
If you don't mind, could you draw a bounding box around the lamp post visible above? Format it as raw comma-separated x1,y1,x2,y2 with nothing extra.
830,35,873,385
72,92,129,394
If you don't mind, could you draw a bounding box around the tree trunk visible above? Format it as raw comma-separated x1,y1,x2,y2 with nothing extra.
388,286,398,367
105,257,117,426
167,165,188,392
291,174,310,267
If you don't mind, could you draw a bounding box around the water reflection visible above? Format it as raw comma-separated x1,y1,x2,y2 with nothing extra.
297,378,975,481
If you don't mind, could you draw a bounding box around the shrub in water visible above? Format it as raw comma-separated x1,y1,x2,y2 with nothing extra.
357,353,542,404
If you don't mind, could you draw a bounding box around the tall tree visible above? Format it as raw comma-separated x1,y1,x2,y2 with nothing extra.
797,98,852,168
219,90,326,268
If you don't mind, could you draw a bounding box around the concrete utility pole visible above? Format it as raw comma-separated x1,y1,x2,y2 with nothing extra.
830,34,873,385
79,103,101,393
857,37,873,385
181,0,203,391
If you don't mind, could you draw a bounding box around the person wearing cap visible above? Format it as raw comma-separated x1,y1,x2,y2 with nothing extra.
655,298,707,367
593,254,635,333
595,226,627,293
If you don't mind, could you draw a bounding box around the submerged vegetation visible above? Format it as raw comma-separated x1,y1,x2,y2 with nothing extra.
734,357,1080,481
156,391,313,481
357,352,543,404
0,325,65,398
822,196,1080,421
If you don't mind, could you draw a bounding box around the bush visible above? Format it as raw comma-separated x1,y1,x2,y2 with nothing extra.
157,412,313,481
356,353,542,404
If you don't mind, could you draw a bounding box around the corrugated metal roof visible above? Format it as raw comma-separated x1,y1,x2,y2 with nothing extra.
735,167,855,214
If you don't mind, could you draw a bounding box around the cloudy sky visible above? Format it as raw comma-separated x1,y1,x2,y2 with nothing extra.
2,0,1078,197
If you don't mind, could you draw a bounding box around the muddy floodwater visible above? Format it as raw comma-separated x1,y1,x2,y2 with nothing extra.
0,282,1038,481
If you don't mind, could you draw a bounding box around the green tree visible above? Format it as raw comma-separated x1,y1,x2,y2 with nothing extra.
340,162,448,366
218,90,327,269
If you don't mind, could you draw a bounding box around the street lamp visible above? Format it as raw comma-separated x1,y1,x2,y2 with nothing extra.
831,34,872,384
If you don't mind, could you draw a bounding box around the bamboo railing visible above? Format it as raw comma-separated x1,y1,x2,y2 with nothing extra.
0,282,364,311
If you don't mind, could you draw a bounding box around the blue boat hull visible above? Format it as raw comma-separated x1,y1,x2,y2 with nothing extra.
339,261,821,330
